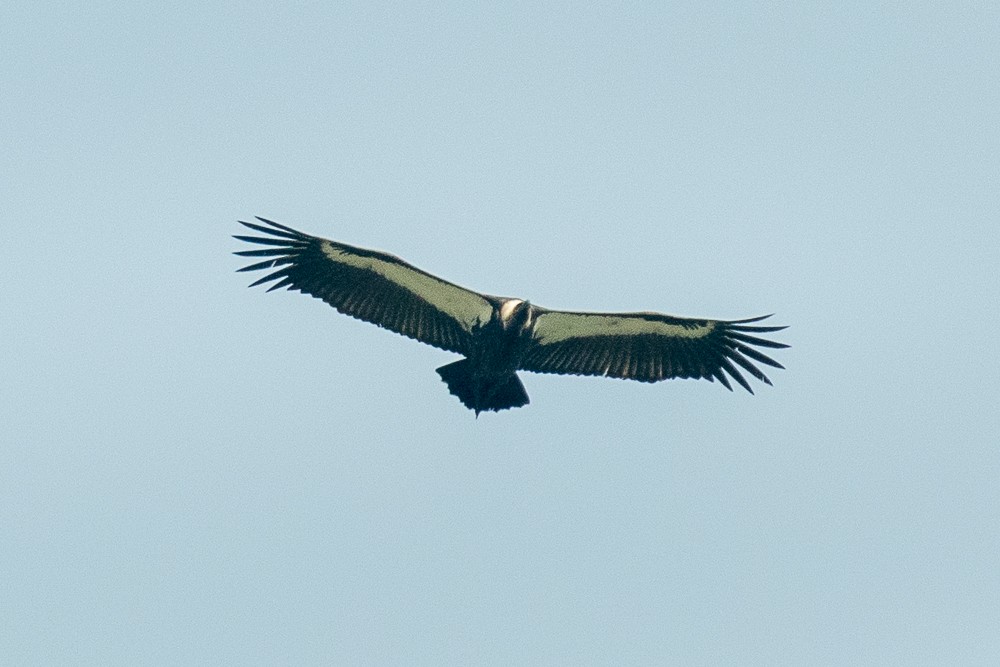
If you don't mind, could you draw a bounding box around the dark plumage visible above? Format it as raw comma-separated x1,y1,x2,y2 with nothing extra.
235,217,788,414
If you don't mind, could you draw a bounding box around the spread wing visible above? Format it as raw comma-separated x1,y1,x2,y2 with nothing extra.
234,217,495,355
521,310,787,393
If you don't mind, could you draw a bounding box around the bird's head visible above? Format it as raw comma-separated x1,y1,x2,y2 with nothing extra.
498,298,534,333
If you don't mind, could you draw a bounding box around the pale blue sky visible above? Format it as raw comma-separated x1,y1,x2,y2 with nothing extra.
2,2,998,664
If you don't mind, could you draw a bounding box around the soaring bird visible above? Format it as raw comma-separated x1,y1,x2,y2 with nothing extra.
235,217,788,415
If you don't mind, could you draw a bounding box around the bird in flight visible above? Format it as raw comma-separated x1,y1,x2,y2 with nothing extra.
235,217,788,415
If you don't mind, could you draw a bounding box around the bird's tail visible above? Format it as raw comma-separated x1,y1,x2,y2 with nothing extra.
436,359,530,416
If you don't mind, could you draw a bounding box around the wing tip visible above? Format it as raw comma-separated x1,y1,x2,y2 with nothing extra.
707,316,788,393
252,216,303,236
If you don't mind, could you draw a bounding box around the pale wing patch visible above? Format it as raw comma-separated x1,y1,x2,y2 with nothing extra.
320,241,492,332
533,311,715,344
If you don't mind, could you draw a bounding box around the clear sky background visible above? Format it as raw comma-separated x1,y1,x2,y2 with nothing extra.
2,2,998,664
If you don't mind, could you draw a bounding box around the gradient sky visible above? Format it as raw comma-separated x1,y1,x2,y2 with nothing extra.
3,2,998,664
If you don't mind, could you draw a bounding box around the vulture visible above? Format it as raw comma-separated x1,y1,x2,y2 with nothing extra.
235,217,788,415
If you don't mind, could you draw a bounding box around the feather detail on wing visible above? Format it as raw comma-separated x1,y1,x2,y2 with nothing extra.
520,310,788,393
234,217,494,355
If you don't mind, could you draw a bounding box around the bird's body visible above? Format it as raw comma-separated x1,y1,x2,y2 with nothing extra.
235,217,788,414
435,298,535,413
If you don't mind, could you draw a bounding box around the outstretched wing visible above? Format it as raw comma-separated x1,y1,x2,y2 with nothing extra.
520,310,787,393
234,217,495,355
